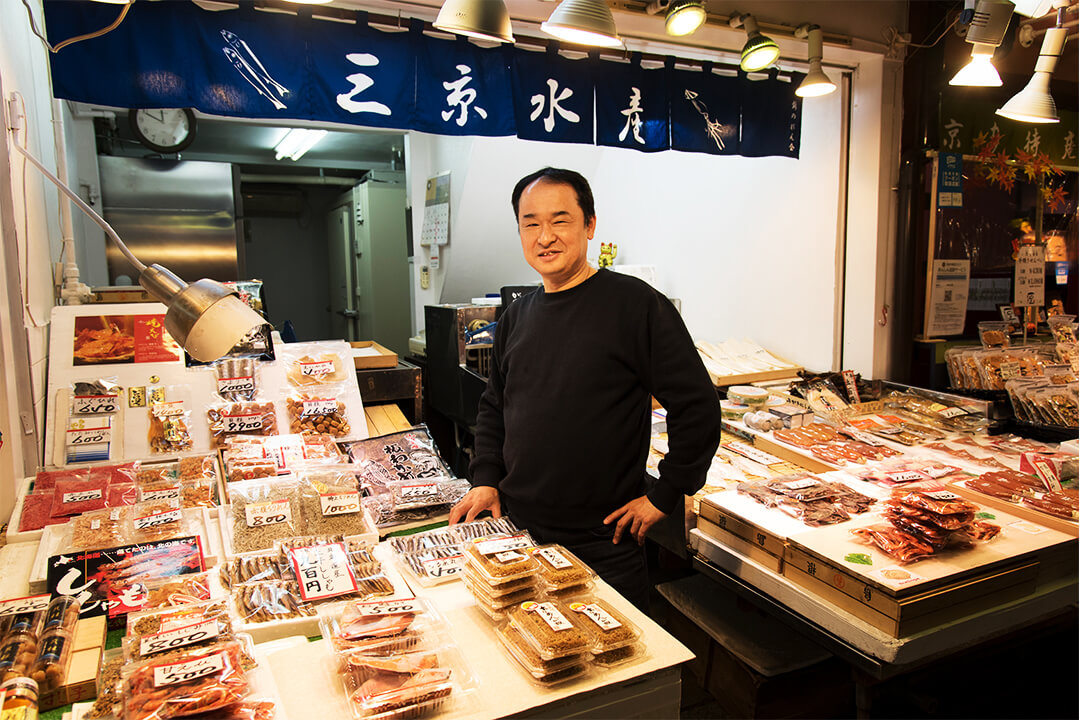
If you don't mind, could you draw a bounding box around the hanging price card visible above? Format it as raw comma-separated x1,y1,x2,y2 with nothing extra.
140,619,220,657
73,395,120,414
245,499,291,527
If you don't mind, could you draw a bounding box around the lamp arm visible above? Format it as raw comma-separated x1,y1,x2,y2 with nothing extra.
10,141,147,274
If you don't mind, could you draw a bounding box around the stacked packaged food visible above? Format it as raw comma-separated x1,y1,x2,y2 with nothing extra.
528,545,595,598
461,533,542,621
388,518,519,587
496,600,592,686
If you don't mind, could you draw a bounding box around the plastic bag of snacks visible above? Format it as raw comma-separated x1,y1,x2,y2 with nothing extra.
343,426,452,491
148,394,193,454
207,402,279,450
211,357,260,402
295,466,371,538
124,600,239,664
229,476,305,554
286,392,351,437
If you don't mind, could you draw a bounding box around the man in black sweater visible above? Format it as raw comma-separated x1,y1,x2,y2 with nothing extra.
449,167,721,612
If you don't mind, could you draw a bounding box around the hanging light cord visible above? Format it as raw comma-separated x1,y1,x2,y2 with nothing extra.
21,0,132,54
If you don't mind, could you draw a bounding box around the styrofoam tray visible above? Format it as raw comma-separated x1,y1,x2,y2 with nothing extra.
28,508,221,595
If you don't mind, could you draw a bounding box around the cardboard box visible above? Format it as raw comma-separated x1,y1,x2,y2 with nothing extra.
39,615,107,711
349,341,398,369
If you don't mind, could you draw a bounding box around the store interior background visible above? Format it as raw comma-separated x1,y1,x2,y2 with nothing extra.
0,0,1076,502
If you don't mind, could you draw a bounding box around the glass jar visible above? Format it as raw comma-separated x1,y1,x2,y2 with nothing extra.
0,676,39,720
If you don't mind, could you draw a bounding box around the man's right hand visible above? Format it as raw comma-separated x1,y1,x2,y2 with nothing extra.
448,486,502,525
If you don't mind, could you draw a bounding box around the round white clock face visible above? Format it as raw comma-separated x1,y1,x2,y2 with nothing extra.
131,108,195,152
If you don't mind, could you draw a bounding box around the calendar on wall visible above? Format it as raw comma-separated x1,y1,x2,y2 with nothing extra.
420,171,450,247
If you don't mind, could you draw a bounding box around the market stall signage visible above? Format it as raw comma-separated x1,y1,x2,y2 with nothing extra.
287,543,358,601
1014,245,1046,307
73,395,120,414
44,1,803,159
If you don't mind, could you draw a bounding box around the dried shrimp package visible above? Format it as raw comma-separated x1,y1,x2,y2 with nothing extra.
122,638,252,720
69,506,131,550
229,476,305,554
207,402,279,449
344,427,452,490
128,499,190,544
148,394,194,454
140,572,214,610
178,454,219,482
211,357,260,402
123,600,238,664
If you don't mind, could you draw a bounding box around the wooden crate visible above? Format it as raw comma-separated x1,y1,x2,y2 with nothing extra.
698,496,787,558
696,517,784,573
349,341,398,369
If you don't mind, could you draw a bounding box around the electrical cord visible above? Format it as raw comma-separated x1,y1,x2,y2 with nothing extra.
12,92,47,329
21,0,132,54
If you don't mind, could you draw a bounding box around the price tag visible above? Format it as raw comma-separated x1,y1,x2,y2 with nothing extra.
67,426,111,446
494,550,525,564
300,361,335,377
724,441,782,466
938,406,969,418
140,619,220,657
421,555,464,578
400,483,439,499
351,598,421,617
62,488,103,504
782,477,820,491
288,543,358,602
841,428,885,447
319,492,360,516
140,486,182,502
151,401,185,418
925,465,962,479
222,413,264,434
245,499,292,527
475,534,533,556
523,601,573,632
925,490,961,501
302,400,338,417
998,361,1022,380
153,651,226,687
570,602,622,631
73,395,119,414
217,376,255,395
535,547,572,570
134,508,182,530
0,595,51,617
885,471,927,484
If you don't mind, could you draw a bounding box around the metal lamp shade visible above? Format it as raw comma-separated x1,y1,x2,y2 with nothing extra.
541,0,624,47
796,62,836,97
997,72,1058,123
434,0,515,43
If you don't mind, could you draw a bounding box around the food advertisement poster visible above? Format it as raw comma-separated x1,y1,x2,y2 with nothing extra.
47,536,204,619
926,259,969,336
73,314,180,365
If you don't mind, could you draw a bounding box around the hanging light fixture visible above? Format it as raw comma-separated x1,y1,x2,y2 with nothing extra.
274,128,328,161
434,0,515,43
730,12,780,71
541,0,624,48
950,0,1015,87
996,23,1067,122
645,0,707,37
794,24,836,97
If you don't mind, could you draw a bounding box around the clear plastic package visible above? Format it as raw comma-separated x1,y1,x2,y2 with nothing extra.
229,476,305,553
978,321,1011,348
339,646,464,720
232,580,315,624
69,506,130,550
122,638,253,720
286,392,351,437
295,466,370,538
87,647,124,719
70,379,122,416
493,621,588,685
140,571,214,610
128,499,190,544
461,533,539,582
178,454,218,482
318,597,442,655
506,601,591,662
220,553,285,590
282,348,350,388
124,600,237,663
212,357,259,402
207,402,279,449
0,631,40,683
387,478,467,512
563,597,641,655
343,427,452,491
148,394,194,454
31,627,72,694
51,475,109,517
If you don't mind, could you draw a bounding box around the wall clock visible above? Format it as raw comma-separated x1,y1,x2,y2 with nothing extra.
128,108,197,154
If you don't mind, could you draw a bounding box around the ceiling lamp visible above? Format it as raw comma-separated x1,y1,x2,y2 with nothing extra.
645,0,707,37
434,0,515,43
950,0,1014,86
996,24,1066,122
730,12,780,72
274,128,328,161
541,0,624,48
794,24,836,97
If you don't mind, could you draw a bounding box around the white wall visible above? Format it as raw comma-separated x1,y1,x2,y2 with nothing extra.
0,0,63,514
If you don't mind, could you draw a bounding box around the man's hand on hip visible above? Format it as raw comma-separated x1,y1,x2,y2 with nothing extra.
604,496,667,545
448,486,502,525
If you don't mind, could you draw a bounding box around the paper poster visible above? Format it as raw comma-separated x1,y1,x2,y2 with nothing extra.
937,152,963,208
73,314,180,365
926,259,970,336
1014,245,1045,307
420,172,450,247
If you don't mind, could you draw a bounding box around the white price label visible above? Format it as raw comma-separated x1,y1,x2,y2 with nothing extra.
319,492,360,516
73,395,119,414
925,490,961,501
535,547,572,570
783,477,820,491
289,543,359,601
938,406,968,418
571,602,622,631
885,471,926,484
153,651,226,687
217,376,255,395
140,486,181,502
400,483,439,499
134,508,182,530
140,619,220,656
300,361,335,377
724,441,782,466
91,519,101,530
351,598,420,617
525,601,573,632
245,499,292,527
222,413,264,434
494,550,525,564
475,534,533,556
302,400,338,417
67,427,111,446
420,555,464,578
62,488,103,504
151,401,185,418
0,595,51,617
925,465,961,479
842,429,885,446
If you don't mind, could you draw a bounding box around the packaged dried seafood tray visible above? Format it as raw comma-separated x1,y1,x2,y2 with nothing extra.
506,600,591,661
128,499,190,544
228,475,306,554
139,571,214,609
562,597,642,656
387,478,470,512
123,600,241,664
528,545,595,593
68,506,131,550
273,536,394,598
207,402,279,449
286,392,351,437
362,480,472,530
220,552,285,590
343,426,453,491
178,454,220,482
463,575,539,623
338,643,475,720
121,637,253,720
853,458,970,486
318,597,445,655
233,580,315,624
396,545,466,587
493,620,588,686
295,466,376,541
461,533,539,583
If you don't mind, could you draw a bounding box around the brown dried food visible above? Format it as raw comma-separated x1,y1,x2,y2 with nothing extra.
207,403,278,449
122,641,249,720
148,403,193,454
129,499,185,544
494,622,586,679
0,632,39,683
125,602,237,663
286,353,347,386
70,506,130,550
230,479,304,554
286,394,350,437
234,581,315,624
507,601,590,659
564,598,639,652
296,477,370,538
31,629,72,692
463,535,539,579
178,455,217,481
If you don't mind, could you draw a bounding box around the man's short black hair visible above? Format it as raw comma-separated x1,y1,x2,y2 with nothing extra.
511,167,596,224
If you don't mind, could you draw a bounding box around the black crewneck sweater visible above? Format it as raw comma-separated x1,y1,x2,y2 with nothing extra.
469,269,722,532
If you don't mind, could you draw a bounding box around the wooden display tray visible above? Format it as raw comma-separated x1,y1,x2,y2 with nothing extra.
707,367,803,388
698,496,787,559
947,478,1079,538
696,516,784,573
349,341,398,369
719,421,837,474
782,510,1076,638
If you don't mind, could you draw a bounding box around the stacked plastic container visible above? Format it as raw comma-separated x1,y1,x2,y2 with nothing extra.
460,533,542,621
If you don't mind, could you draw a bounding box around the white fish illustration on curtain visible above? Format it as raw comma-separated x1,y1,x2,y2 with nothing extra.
685,90,732,151
221,30,290,110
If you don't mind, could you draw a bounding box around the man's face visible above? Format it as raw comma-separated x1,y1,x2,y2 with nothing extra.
517,179,596,292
